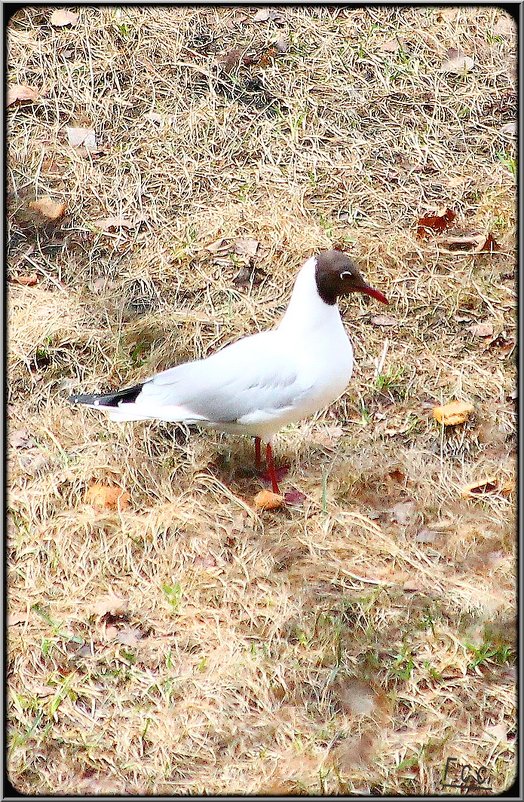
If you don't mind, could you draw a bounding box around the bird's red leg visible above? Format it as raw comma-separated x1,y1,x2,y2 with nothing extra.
254,437,262,471
265,442,281,494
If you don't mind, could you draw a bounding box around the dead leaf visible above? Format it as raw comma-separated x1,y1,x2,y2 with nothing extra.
438,234,484,252
390,501,416,525
328,734,375,771
194,553,217,569
274,36,289,53
115,626,143,647
477,233,500,253
440,48,474,74
380,38,404,53
66,126,97,151
461,476,500,498
9,273,38,287
85,483,131,511
415,527,440,544
254,489,284,510
467,322,494,338
417,208,456,237
28,196,66,222
8,612,29,626
403,580,423,592
92,216,140,232
388,468,405,483
484,722,508,742
10,429,36,449
253,8,284,23
234,237,259,257
500,121,517,136
333,678,378,716
283,489,306,506
493,14,516,37
433,400,475,426
311,424,344,447
205,237,229,254
7,84,40,106
91,593,128,617
233,265,266,288
50,9,79,27
370,314,397,327
501,478,515,496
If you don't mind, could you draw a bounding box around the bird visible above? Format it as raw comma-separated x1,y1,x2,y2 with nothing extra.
69,250,388,497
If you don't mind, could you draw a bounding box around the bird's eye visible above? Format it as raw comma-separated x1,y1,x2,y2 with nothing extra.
340,271,352,280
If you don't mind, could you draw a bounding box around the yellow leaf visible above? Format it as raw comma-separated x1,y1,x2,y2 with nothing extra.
85,483,130,511
28,196,66,222
254,490,284,510
433,400,475,426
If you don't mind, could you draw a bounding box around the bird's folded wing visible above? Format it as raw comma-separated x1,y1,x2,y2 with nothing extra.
137,331,313,423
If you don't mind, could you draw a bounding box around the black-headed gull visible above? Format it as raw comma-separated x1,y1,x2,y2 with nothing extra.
69,250,387,495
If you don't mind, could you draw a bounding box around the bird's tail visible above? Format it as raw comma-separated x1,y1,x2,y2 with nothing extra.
68,384,151,420
68,383,207,423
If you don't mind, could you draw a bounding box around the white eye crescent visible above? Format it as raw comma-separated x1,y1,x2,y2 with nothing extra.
340,271,352,279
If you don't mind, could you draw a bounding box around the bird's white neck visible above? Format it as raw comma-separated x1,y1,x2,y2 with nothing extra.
278,257,343,337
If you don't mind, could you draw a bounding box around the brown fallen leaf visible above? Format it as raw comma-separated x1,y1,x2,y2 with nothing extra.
415,527,440,544
28,196,66,223
390,501,416,525
7,84,40,107
205,237,229,254
253,8,285,23
9,273,38,287
477,233,500,253
50,9,79,26
115,626,143,647
467,322,494,338
234,237,259,258
370,314,397,327
91,593,128,617
461,476,500,498
254,489,284,510
501,478,515,496
274,36,289,53
10,429,36,449
440,48,474,74
66,126,97,151
92,216,141,232
438,234,484,252
493,14,516,37
311,424,344,447
417,208,456,237
433,400,474,426
379,37,405,53
85,483,131,511
8,612,29,626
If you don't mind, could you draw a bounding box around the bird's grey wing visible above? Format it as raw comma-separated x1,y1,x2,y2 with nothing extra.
139,332,312,423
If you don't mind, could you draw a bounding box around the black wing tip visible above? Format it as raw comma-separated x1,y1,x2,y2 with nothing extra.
68,393,96,405
68,384,144,407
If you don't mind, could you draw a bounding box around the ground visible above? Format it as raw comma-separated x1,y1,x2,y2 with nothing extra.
7,6,516,795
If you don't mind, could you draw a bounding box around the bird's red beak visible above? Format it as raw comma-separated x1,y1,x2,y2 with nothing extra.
359,285,389,304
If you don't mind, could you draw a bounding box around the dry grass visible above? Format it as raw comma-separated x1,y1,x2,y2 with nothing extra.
7,5,516,795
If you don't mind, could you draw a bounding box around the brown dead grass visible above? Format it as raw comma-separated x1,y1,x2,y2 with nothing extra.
7,5,516,795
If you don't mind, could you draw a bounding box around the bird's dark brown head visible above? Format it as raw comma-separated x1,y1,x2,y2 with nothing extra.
315,250,388,306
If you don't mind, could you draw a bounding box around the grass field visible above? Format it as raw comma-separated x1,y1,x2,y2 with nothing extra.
7,5,517,795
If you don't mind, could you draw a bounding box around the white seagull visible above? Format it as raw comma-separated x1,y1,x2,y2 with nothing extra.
69,250,388,496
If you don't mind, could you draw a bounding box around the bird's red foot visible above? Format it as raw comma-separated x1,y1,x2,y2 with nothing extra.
260,464,290,485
